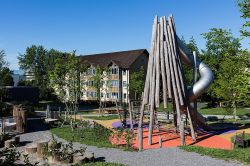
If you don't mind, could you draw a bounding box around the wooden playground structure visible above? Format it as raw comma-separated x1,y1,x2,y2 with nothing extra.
130,15,215,151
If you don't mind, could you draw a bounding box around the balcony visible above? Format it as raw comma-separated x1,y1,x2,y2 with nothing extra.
110,74,119,80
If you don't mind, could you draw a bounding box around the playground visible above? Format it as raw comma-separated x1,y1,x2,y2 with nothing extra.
0,7,249,165
75,113,250,150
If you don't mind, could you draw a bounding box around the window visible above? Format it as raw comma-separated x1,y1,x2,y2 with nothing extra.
101,92,103,98
87,68,96,75
87,91,97,98
123,81,127,87
112,92,119,99
87,81,94,87
81,81,87,86
123,70,126,76
106,93,110,98
111,67,118,75
87,68,91,75
111,80,119,87
123,93,127,99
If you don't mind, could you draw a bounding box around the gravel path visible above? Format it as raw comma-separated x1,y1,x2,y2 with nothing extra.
18,130,243,166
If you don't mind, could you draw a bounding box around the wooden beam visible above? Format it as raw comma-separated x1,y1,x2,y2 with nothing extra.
167,17,184,106
155,23,161,108
138,16,158,151
159,17,168,108
162,16,172,99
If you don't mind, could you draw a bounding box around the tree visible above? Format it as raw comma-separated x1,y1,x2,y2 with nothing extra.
49,51,87,130
129,66,145,100
0,67,14,86
18,45,50,99
201,28,242,102
0,50,8,69
0,50,14,102
91,66,110,115
186,37,200,57
214,51,250,120
182,37,200,85
237,0,250,37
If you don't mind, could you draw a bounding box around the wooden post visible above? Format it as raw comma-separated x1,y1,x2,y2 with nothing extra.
37,141,48,158
155,23,161,108
128,99,133,130
46,105,50,118
148,45,156,145
4,139,15,148
25,144,37,154
166,19,184,106
159,17,168,108
187,106,196,141
168,16,186,97
163,16,172,99
164,38,181,128
16,108,27,133
138,104,145,152
159,136,163,148
180,115,186,146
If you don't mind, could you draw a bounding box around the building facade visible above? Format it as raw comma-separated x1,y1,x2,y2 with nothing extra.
79,49,149,103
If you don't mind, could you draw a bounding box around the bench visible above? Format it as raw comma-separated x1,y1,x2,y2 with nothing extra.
44,118,59,127
233,131,249,148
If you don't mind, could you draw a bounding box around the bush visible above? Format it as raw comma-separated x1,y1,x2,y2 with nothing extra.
0,102,12,117
42,134,87,164
0,133,11,147
51,120,114,148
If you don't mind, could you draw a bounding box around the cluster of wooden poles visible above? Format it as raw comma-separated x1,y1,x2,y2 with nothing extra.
137,15,196,151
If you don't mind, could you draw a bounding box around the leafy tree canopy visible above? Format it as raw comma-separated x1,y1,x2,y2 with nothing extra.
18,45,72,99
201,28,249,106
237,0,250,37
0,67,14,86
129,66,145,100
0,50,13,86
0,50,8,69
182,36,200,85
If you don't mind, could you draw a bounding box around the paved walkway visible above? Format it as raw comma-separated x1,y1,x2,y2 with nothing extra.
18,130,242,166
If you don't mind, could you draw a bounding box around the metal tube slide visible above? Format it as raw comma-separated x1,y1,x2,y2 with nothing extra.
176,36,214,102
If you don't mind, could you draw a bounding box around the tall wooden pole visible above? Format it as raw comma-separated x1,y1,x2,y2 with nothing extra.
138,16,158,151
163,17,172,99
159,17,168,109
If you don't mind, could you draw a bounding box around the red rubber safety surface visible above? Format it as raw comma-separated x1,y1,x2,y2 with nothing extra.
110,128,232,150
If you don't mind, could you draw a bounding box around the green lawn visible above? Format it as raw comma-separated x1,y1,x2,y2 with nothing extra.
180,146,250,164
223,119,250,125
199,107,250,116
180,134,250,164
154,101,250,116
78,111,96,114
157,102,173,112
82,115,119,120
51,125,114,148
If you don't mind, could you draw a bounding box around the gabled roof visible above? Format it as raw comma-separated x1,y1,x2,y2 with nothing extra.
79,49,149,69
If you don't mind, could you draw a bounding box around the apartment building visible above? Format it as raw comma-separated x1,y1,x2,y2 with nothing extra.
79,49,149,103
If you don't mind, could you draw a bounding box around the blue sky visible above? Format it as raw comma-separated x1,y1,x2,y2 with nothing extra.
0,0,248,70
